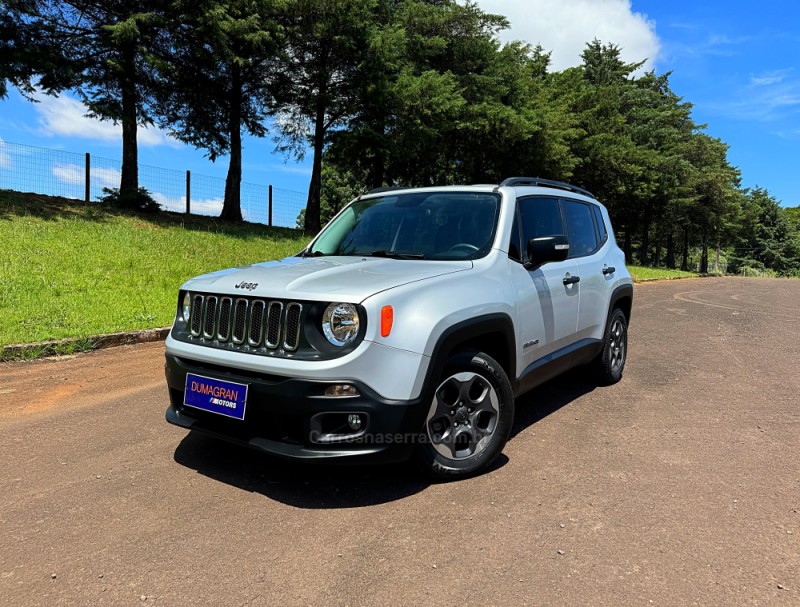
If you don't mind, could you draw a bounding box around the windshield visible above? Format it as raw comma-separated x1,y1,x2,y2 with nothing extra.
308,191,501,260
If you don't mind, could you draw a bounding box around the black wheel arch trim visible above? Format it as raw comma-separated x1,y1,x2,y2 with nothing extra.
609,283,634,325
421,313,516,402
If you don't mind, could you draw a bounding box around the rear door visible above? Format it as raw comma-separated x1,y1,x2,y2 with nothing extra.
561,198,607,341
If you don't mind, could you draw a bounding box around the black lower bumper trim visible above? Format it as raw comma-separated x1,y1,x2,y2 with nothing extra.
164,353,428,463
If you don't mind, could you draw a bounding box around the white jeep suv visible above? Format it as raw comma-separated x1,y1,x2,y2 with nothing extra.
165,177,633,478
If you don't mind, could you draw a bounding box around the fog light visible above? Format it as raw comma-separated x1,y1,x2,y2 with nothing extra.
347,414,363,431
324,384,360,397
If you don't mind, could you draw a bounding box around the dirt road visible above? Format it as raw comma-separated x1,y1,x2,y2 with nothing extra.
1,277,798,606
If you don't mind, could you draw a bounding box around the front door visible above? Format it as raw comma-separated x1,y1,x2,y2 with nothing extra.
509,196,580,375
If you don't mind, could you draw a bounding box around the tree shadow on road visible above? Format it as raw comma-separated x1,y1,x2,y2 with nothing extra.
172,367,596,509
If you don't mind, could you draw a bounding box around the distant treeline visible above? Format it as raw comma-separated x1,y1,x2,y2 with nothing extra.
2,0,798,274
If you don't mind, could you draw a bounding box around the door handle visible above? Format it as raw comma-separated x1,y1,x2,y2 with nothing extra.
563,275,580,285
602,266,616,275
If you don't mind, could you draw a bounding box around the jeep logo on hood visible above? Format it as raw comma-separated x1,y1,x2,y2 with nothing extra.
235,281,258,291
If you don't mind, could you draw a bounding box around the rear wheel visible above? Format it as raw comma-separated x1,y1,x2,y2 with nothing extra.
591,307,628,385
416,350,514,480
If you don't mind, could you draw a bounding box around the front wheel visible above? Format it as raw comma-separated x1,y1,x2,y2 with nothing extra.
591,307,628,385
416,350,514,480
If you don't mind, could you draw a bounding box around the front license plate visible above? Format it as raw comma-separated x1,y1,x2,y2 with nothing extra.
184,373,248,420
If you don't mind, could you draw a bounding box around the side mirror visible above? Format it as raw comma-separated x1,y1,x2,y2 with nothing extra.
525,235,570,269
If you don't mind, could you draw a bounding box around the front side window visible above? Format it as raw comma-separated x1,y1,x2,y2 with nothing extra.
562,200,599,258
518,197,564,246
508,210,522,261
309,192,501,260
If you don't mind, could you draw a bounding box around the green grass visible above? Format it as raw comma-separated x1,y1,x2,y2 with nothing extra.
628,265,699,282
0,189,708,349
0,190,307,347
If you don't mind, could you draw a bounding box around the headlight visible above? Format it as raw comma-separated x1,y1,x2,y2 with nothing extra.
182,292,192,323
322,303,360,346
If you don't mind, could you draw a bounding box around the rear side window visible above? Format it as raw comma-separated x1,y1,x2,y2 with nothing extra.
592,205,608,246
562,200,598,258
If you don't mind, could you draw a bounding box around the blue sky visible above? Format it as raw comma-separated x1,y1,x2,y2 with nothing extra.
636,0,800,208
482,0,800,207
0,0,798,212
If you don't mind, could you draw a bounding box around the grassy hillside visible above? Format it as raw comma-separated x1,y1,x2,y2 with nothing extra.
0,189,703,352
0,190,307,348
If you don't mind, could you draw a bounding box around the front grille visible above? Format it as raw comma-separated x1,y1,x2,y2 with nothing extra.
265,302,282,348
248,300,265,347
187,294,304,355
203,296,218,338
217,297,232,341
232,299,248,344
284,303,302,351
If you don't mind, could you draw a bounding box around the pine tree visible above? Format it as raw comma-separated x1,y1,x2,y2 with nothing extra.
272,0,378,234
152,0,283,221
4,0,164,205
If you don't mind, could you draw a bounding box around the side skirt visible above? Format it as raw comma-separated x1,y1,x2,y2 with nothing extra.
514,338,604,397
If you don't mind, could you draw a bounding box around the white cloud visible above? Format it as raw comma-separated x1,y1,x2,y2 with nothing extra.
151,191,224,216
49,163,229,218
475,0,660,71
710,69,800,124
0,137,11,169
270,163,313,176
148,192,273,223
34,93,179,148
775,129,800,140
52,163,121,188
750,68,793,87
721,89,800,122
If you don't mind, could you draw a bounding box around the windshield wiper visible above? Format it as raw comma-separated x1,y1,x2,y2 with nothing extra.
368,250,425,259
301,249,328,258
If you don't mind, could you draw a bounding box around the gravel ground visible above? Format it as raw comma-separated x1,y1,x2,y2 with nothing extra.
1,276,798,606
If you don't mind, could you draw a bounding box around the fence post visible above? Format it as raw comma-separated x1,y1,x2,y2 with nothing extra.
84,153,90,202
185,170,191,215
268,185,273,227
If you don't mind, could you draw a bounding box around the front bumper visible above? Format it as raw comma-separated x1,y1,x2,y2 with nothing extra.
164,353,429,463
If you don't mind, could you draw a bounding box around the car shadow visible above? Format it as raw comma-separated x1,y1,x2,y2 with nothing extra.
512,367,598,438
172,368,596,509
173,432,433,508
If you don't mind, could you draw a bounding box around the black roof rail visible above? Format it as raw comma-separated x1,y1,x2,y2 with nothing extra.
366,185,410,195
499,177,595,199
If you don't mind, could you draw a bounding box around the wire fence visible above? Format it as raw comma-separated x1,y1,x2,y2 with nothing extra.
0,139,306,228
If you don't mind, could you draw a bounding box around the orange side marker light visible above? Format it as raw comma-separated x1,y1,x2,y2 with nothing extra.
381,305,394,337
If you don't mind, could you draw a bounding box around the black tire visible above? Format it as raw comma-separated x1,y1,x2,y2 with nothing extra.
416,350,514,480
591,307,628,385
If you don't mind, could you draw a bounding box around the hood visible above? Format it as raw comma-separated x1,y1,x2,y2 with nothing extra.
181,256,472,303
